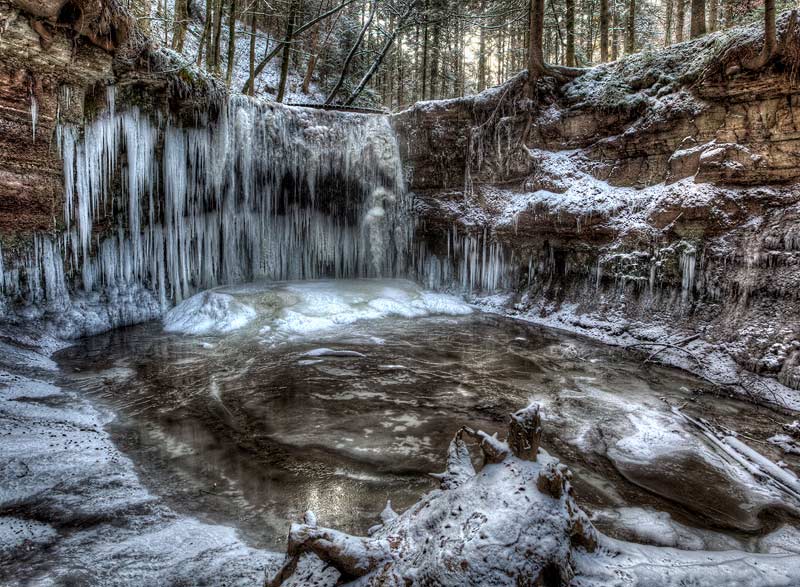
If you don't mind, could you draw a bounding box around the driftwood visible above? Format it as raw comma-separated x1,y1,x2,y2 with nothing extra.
267,403,597,587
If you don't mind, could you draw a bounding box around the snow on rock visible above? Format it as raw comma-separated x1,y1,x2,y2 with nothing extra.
593,507,744,551
164,291,257,335
576,535,800,587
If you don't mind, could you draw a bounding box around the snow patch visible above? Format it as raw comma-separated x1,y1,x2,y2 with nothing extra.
164,291,256,335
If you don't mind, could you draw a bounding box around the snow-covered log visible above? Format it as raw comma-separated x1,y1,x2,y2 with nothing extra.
268,402,598,586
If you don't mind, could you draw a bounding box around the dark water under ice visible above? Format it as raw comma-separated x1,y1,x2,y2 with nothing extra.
55,280,800,552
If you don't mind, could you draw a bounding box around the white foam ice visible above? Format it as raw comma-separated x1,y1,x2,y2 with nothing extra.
162,279,472,340
163,291,257,335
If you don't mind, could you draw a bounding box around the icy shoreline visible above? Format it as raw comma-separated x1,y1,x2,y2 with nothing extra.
471,294,800,413
0,330,281,586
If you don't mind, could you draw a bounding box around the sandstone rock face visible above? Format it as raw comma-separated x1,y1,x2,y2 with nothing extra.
0,2,113,238
394,18,800,395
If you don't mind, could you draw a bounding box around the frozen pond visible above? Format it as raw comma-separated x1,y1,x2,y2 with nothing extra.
55,280,800,553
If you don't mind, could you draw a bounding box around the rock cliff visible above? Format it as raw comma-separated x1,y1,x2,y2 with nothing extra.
394,12,800,399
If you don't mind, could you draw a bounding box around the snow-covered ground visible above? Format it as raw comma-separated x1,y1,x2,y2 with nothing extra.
0,333,280,586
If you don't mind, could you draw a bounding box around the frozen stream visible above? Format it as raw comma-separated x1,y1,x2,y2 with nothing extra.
54,279,800,556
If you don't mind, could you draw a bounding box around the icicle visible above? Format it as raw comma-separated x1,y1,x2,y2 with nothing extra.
52,97,412,303
681,248,696,303
30,94,38,143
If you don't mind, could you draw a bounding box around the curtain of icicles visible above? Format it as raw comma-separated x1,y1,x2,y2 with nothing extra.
414,226,516,295
1,89,413,311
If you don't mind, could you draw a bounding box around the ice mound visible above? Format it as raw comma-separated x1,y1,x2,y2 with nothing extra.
269,281,472,339
164,292,257,335
165,280,472,341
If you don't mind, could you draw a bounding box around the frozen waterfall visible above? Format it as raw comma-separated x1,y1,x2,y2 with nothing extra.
1,91,412,314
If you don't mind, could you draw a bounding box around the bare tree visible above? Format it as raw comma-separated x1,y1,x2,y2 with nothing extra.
242,0,359,95
690,0,705,38
528,0,546,85
708,0,717,32
248,1,257,96
600,0,609,60
566,0,576,66
225,0,238,87
211,0,224,75
626,0,635,54
345,0,420,105
325,0,377,104
276,0,298,102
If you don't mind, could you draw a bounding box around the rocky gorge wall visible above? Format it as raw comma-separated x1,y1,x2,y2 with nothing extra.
394,13,800,399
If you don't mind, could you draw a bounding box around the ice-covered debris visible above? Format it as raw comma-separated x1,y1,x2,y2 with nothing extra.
768,434,800,455
303,511,317,527
266,399,800,586
379,501,397,524
163,291,256,335
302,348,366,358
268,402,598,586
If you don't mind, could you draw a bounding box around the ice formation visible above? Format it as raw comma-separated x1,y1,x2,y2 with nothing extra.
30,93,37,142
1,91,411,320
164,279,472,338
415,225,515,294
163,291,257,335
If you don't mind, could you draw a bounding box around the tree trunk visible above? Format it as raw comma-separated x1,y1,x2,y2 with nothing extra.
478,0,486,91
211,0,224,75
690,0,706,38
248,3,256,96
301,22,320,94
676,0,685,42
276,0,297,103
528,0,546,89
225,0,237,88
325,0,376,104
723,0,733,28
196,0,213,66
708,0,718,32
584,1,595,64
664,0,673,46
626,0,635,54
600,0,609,60
430,14,441,98
172,0,187,51
566,0,575,67
611,0,620,59
421,1,429,99
740,0,777,70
